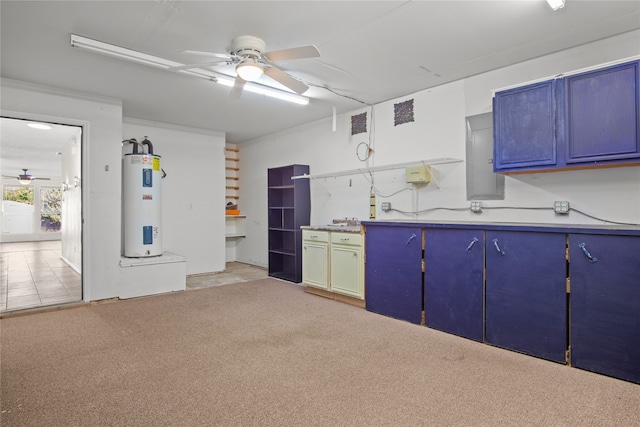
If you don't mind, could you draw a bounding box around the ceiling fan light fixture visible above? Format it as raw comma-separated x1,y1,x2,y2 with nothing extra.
546,0,565,10
236,58,264,82
18,177,32,185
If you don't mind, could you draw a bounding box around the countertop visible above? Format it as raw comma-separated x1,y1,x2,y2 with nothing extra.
301,225,363,233
361,219,640,236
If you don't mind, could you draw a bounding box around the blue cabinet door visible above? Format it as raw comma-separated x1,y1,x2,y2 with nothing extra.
570,234,640,383
485,231,567,362
424,228,484,342
565,61,640,164
365,225,423,324
493,80,558,172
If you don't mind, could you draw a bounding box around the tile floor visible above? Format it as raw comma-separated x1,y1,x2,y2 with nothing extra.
186,261,269,290
0,239,269,314
0,241,82,313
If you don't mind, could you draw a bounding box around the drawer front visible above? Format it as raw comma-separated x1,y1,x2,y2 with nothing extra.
331,232,363,246
302,230,329,243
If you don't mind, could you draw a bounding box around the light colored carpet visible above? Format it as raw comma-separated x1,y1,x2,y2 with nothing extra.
1,278,638,426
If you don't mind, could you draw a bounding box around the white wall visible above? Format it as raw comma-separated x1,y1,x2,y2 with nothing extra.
123,118,226,275
1,78,123,301
237,31,640,268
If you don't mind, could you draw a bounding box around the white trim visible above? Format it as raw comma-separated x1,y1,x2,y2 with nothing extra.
1,78,122,106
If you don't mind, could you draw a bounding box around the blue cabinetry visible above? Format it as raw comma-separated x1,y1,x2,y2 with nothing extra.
485,231,567,363
493,80,558,171
493,60,640,173
363,221,640,382
569,234,640,383
424,228,484,342
364,225,422,324
565,61,640,164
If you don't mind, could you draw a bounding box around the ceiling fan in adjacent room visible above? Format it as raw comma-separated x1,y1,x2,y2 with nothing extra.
2,169,51,185
174,35,320,99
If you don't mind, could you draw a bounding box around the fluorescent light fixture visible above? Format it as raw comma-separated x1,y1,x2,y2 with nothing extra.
71,34,183,69
27,122,52,130
215,77,309,105
236,58,264,81
69,34,309,105
546,0,565,10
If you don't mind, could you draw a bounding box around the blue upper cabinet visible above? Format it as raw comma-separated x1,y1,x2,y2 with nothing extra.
493,59,640,173
565,61,640,164
493,80,558,171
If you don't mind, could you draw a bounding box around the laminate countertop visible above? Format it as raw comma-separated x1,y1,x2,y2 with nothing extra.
301,225,363,233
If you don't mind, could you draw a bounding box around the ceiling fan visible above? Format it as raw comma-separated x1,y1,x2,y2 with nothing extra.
2,169,51,185
174,35,320,99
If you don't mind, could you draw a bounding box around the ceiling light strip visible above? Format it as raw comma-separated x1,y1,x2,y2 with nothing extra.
69,34,309,105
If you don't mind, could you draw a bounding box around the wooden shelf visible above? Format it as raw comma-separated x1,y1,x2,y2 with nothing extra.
226,166,239,171
226,157,239,161
225,147,239,153
226,186,239,190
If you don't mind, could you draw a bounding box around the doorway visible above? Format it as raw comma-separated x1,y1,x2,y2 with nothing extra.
1,117,83,312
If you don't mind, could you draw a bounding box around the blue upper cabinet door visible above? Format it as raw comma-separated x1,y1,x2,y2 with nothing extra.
485,230,567,363
424,228,484,342
365,225,423,325
565,60,640,164
569,234,640,384
493,80,557,172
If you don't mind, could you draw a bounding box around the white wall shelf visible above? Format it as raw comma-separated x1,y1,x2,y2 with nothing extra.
291,157,462,180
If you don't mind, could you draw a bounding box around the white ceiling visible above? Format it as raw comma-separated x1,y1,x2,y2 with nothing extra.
1,0,639,177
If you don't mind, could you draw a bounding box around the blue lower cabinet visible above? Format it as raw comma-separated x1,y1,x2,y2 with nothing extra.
485,230,567,363
424,228,484,342
365,225,423,324
570,234,640,383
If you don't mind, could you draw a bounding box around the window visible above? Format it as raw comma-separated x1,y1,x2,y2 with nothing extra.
40,186,62,232
2,185,35,234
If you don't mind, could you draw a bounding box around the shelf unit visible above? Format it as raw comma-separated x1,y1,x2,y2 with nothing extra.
268,164,310,283
225,146,240,203
225,145,244,240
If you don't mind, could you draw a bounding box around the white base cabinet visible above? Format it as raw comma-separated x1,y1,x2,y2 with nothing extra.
330,232,364,299
302,230,329,290
303,229,364,301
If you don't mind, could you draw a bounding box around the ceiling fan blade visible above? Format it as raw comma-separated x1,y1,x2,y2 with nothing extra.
169,59,229,71
183,50,234,60
229,76,246,100
264,66,309,95
263,45,320,62
33,177,51,181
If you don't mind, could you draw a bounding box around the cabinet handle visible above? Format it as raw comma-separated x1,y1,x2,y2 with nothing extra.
578,242,598,263
492,238,505,256
466,237,479,253
406,233,417,246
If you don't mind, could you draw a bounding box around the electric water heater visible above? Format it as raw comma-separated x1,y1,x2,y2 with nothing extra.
123,138,162,257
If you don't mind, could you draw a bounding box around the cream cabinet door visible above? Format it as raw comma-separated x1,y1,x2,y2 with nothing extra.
330,233,364,299
302,231,329,290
